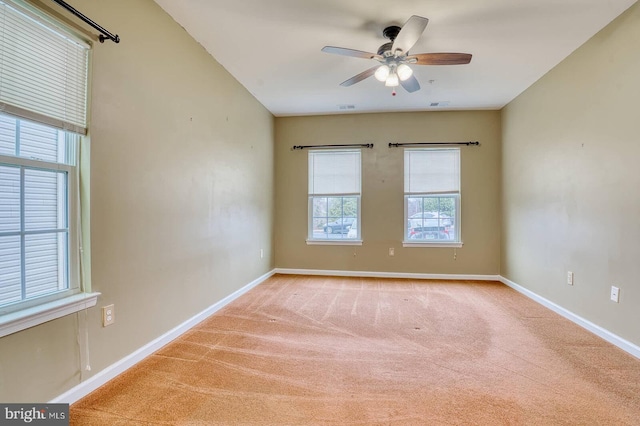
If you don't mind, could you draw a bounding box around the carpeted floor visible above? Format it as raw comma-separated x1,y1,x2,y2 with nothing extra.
71,275,640,425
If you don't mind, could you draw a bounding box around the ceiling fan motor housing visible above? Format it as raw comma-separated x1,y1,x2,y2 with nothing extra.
379,25,402,56
377,42,393,56
382,25,401,41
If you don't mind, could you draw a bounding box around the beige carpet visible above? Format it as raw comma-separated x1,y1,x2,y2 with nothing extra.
71,275,640,425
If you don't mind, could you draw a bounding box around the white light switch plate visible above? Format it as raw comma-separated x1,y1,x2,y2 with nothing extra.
610,286,620,303
567,271,574,286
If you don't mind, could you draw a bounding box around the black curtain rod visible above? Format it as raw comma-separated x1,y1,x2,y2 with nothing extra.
292,143,374,150
389,141,479,148
51,0,120,43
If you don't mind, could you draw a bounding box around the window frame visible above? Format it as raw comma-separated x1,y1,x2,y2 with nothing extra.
402,148,463,248
307,149,362,245
0,149,80,315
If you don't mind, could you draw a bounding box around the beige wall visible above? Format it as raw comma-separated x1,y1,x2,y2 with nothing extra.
0,0,274,402
501,3,640,346
275,111,501,275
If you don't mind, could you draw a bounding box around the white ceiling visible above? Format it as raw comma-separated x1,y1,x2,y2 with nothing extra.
154,0,637,117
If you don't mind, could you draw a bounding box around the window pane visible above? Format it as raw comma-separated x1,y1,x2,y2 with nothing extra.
0,114,17,155
312,197,328,217
0,235,21,306
24,168,66,231
0,165,21,232
310,196,358,240
0,113,76,165
19,120,60,163
407,196,456,241
25,232,67,298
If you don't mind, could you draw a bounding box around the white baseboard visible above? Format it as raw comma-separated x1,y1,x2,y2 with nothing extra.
51,269,276,404
500,276,640,359
274,268,500,282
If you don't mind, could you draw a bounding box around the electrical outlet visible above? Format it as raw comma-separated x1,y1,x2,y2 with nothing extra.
610,286,620,303
567,271,574,286
102,304,115,327
389,248,395,256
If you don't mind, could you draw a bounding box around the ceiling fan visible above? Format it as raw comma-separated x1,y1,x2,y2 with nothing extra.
322,16,472,94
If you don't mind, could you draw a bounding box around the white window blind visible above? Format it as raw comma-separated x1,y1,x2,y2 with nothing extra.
0,0,89,135
404,149,460,194
309,150,361,195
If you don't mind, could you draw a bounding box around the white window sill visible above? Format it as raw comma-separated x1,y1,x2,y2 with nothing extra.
0,292,100,338
403,241,463,248
306,239,363,246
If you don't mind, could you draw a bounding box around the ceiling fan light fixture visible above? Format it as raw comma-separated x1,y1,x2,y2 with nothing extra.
374,65,390,82
385,72,399,87
397,64,413,81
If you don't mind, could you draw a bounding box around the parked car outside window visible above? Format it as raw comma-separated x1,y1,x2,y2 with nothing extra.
407,211,452,240
323,217,355,234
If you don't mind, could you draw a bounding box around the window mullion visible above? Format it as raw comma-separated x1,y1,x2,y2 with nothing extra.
19,166,26,301
62,171,69,290
325,197,329,226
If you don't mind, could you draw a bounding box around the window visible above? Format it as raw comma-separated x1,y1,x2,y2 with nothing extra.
0,0,95,336
404,148,461,245
0,114,79,311
308,150,361,243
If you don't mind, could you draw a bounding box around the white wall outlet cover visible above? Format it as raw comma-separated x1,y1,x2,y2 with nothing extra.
102,304,115,326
